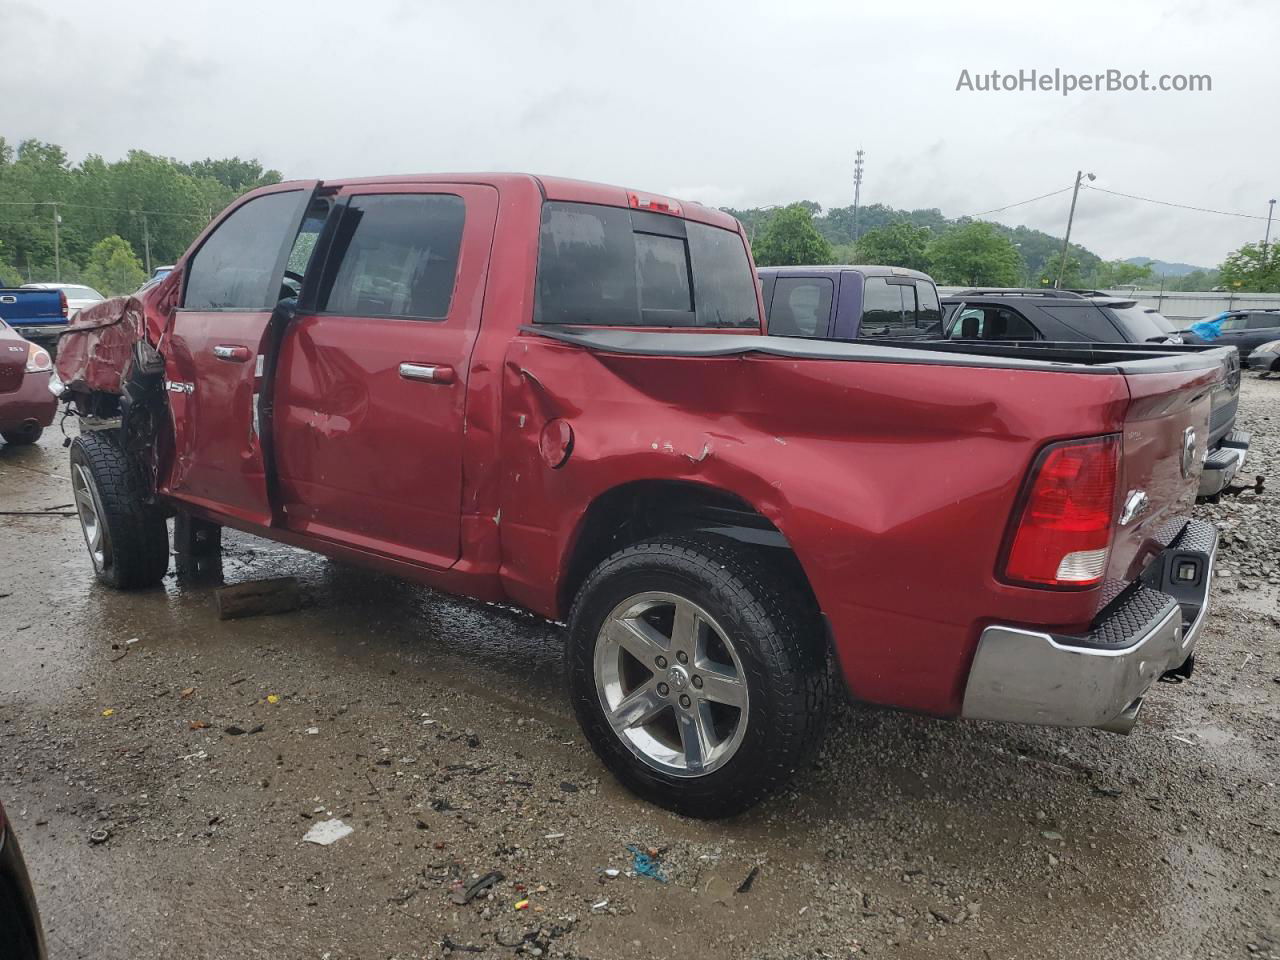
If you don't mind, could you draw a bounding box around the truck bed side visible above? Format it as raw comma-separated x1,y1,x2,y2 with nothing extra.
494,330,1218,717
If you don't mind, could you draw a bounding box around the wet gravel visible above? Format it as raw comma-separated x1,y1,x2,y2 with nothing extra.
2,379,1279,960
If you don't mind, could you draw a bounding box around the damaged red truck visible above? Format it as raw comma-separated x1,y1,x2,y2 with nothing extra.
55,174,1223,817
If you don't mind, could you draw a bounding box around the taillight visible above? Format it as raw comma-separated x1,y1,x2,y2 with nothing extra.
628,191,682,216
1002,435,1120,589
59,290,69,318
25,342,52,374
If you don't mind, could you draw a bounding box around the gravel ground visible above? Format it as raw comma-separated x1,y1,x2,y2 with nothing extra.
2,378,1278,960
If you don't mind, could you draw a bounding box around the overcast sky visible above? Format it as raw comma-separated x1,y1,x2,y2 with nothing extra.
5,0,1276,267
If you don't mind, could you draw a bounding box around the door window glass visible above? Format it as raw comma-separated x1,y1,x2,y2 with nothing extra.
320,194,466,319
769,277,834,336
184,190,309,310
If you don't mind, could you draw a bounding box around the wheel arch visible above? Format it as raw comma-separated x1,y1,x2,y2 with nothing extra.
557,478,820,620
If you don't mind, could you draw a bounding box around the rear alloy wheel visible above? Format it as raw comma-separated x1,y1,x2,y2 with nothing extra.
568,535,830,818
69,433,169,589
1,424,42,445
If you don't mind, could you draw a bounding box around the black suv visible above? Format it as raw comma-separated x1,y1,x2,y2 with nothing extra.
938,289,1248,500
941,288,1180,344
1181,309,1280,360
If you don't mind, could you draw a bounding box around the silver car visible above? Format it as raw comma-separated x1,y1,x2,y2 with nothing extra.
20,283,105,321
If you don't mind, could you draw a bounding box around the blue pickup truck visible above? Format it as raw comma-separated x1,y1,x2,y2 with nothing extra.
757,265,942,340
0,287,69,354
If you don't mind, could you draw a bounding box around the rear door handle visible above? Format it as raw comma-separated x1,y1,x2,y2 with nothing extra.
399,362,455,384
212,344,252,363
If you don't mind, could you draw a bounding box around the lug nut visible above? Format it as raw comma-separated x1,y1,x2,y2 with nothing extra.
655,655,668,669
679,694,691,708
692,675,703,689
657,682,670,696
676,651,689,664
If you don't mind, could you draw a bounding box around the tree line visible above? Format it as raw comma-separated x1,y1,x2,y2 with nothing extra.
0,138,281,295
730,200,1256,292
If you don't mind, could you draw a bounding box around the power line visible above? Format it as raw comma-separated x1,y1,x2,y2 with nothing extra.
959,186,1075,219
1081,185,1268,221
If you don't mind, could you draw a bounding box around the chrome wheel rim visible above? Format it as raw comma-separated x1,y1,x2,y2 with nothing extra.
72,462,107,572
594,591,749,778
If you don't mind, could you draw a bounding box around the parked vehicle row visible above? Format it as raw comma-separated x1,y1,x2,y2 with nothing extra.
53,175,1223,816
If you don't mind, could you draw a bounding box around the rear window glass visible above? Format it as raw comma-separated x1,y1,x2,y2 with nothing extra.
320,194,465,319
534,201,757,328
768,277,833,336
1107,304,1175,341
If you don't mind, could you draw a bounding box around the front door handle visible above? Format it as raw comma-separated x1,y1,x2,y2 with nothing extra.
212,344,252,363
399,362,456,385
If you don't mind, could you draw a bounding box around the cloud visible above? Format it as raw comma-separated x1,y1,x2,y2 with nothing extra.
3,0,1275,266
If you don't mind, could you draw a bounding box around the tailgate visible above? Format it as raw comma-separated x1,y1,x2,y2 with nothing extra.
1107,363,1220,585
0,290,63,325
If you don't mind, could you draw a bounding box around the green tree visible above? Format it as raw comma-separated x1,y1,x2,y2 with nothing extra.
1094,259,1154,288
1218,242,1280,292
750,204,833,267
853,221,932,271
927,222,1023,287
1035,255,1089,289
81,235,146,296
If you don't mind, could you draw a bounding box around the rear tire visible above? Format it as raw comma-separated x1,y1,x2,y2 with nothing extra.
1,424,42,445
69,433,169,589
567,535,830,818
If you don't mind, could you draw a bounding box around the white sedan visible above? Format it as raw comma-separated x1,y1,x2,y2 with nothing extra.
20,283,105,321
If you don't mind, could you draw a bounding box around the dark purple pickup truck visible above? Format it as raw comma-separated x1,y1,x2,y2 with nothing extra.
757,265,942,340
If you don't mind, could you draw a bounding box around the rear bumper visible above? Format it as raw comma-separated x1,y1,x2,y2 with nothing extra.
0,372,58,432
11,325,65,345
1198,430,1250,498
961,518,1216,734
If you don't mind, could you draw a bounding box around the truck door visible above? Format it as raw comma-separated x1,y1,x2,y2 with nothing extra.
271,184,498,568
161,183,325,526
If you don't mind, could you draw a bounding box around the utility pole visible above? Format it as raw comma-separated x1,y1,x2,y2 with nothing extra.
51,202,60,282
851,149,865,247
1055,170,1095,289
142,213,152,275
1264,199,1276,266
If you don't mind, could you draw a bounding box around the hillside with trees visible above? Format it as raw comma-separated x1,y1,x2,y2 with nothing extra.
727,200,1231,292
0,138,281,294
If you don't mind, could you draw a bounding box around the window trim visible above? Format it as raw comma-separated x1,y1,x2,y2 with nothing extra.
178,184,317,313
307,190,468,323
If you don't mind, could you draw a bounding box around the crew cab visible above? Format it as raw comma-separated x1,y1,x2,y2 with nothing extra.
0,287,69,354
54,175,1223,817
757,265,942,338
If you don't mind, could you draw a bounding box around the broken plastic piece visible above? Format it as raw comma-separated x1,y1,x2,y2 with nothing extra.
302,819,353,846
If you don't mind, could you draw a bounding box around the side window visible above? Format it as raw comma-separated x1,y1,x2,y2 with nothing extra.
916,281,942,325
949,306,1040,340
1247,313,1280,330
769,278,834,337
1220,314,1249,331
860,277,930,337
184,190,309,310
1041,304,1121,341
859,277,904,334
319,194,466,319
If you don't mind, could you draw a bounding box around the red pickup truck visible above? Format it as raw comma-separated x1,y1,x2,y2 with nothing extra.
54,174,1223,817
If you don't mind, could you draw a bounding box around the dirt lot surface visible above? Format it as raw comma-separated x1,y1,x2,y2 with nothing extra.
2,379,1279,960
